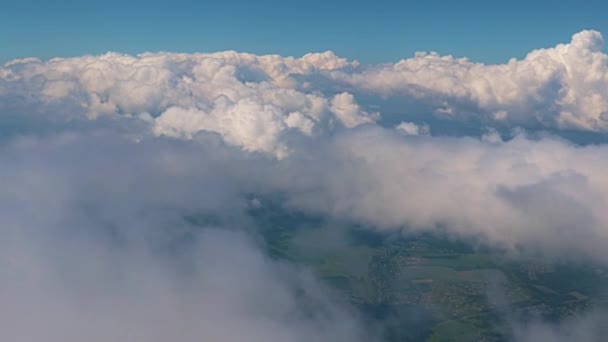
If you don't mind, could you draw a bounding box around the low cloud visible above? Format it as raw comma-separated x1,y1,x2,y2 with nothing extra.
266,128,608,262
0,226,370,342
2,31,608,341
0,131,373,342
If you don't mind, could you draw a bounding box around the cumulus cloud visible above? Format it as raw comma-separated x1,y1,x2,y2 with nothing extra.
394,121,430,135
3,32,608,260
3,30,608,340
324,30,608,131
329,92,380,128
2,30,608,156
0,51,354,155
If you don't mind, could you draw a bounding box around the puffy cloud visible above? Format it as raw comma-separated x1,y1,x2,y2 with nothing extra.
153,98,298,157
2,33,608,261
324,30,608,131
3,30,608,157
394,121,430,135
329,92,380,128
2,32,608,256
0,51,354,155
4,31,608,340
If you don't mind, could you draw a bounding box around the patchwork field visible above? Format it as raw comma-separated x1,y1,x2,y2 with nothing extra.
251,200,608,341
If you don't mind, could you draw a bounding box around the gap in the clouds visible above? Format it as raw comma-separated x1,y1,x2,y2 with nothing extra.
180,192,608,341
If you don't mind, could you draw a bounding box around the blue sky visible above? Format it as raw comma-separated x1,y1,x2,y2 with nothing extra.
1,0,607,64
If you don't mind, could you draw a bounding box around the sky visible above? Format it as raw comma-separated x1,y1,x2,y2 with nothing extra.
3,2,608,341
1,0,608,64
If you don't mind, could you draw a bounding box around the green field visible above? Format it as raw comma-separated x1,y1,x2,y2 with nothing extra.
245,198,608,341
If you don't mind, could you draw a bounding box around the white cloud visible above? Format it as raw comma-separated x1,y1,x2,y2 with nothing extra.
0,51,354,155
394,121,429,135
4,33,608,339
1,32,608,259
0,132,374,342
265,128,608,262
0,227,369,342
3,30,608,157
323,30,608,131
329,92,380,128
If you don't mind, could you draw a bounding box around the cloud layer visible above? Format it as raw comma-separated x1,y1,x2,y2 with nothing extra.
0,132,375,342
2,30,608,155
268,128,608,261
2,30,608,341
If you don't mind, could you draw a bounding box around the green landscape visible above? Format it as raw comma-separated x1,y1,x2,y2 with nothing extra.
250,197,608,341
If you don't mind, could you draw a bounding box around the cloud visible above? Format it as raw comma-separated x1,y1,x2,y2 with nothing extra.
0,227,369,342
2,30,608,156
0,131,374,342
261,128,608,262
394,121,430,135
3,30,608,340
0,51,355,155
3,34,608,261
329,92,380,128
323,30,608,131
